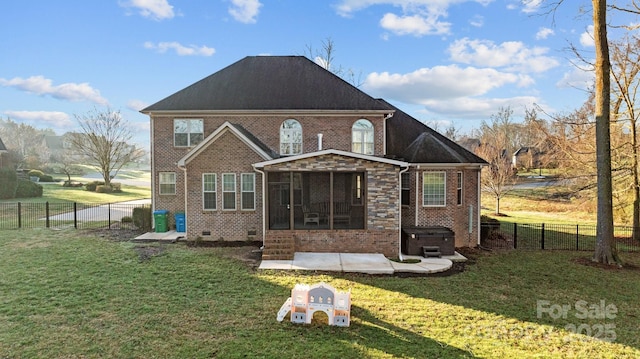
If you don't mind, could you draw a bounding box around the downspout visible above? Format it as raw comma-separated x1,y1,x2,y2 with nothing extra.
254,166,267,250
178,163,187,237
477,168,482,246
150,115,156,213
398,166,409,261
415,168,419,227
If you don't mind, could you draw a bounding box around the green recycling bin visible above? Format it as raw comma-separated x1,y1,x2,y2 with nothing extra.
153,210,169,233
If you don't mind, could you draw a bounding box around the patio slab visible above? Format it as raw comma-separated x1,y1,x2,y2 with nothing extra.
258,252,465,274
134,230,185,241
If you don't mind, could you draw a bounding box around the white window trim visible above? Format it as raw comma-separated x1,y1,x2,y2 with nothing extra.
422,171,446,207
352,119,374,155
241,173,255,211
174,118,204,148
159,172,176,195
203,173,217,211
457,172,463,206
222,173,237,210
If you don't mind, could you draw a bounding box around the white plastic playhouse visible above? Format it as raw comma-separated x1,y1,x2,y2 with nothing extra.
277,282,351,327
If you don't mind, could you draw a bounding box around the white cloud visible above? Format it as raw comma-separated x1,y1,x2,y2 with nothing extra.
448,38,559,73
4,110,73,127
419,95,542,119
363,65,529,103
228,0,262,24
144,41,215,56
536,27,554,40
521,0,543,14
380,12,450,36
580,25,595,47
127,99,149,111
469,15,484,27
557,65,594,90
0,76,108,105
119,0,174,20
335,0,493,36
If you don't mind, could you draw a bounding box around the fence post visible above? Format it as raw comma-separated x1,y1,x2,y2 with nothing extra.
108,203,111,228
576,224,579,250
74,202,78,229
18,202,22,228
541,223,545,250
46,201,50,228
513,223,518,249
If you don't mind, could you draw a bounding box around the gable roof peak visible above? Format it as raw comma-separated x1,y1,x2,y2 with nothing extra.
142,55,391,113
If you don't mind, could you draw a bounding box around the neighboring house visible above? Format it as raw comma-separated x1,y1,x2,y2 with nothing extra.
512,146,540,170
0,136,7,168
141,56,487,260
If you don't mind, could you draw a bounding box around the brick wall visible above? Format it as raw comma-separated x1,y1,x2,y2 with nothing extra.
406,168,480,247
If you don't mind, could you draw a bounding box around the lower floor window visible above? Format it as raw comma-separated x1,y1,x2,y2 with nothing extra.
159,172,176,195
222,173,236,210
423,172,446,206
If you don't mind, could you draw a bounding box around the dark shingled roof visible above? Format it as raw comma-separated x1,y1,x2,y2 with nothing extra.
0,136,7,152
228,123,280,159
384,101,487,164
142,56,391,112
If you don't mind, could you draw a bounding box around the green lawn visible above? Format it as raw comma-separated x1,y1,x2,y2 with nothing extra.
1,229,639,358
0,182,150,204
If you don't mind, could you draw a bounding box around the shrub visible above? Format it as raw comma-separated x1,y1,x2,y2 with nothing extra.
95,185,113,193
63,181,84,187
39,174,54,182
15,179,43,198
27,169,44,178
121,216,133,223
85,181,105,192
0,168,17,199
133,207,152,231
111,182,122,193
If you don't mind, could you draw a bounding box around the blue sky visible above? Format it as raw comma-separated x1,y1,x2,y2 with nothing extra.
0,0,620,149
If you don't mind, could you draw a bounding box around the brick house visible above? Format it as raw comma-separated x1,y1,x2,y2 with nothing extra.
142,56,487,259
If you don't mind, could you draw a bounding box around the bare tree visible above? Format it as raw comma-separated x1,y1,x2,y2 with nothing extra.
477,107,517,215
304,37,363,87
592,0,620,265
68,108,143,188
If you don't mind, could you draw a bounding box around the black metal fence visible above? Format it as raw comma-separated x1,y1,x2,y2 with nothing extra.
0,202,151,230
481,221,640,252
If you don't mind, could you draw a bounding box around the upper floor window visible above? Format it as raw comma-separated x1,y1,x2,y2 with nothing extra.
174,119,204,147
352,119,374,155
280,119,302,155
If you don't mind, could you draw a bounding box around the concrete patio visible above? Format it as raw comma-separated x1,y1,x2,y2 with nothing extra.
259,252,467,274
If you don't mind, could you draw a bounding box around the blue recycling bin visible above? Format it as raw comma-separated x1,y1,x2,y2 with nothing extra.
174,211,186,233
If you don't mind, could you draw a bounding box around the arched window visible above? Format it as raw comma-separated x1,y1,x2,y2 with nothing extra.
352,119,374,155
280,119,302,155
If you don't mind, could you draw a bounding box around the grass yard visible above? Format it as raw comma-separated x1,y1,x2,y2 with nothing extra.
1,229,639,358
0,182,150,204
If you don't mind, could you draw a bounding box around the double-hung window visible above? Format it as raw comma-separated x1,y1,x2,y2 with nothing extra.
203,173,217,210
159,172,176,195
241,173,255,210
222,173,236,210
174,119,204,147
423,172,446,207
401,172,410,206
457,172,463,206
